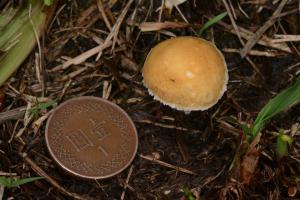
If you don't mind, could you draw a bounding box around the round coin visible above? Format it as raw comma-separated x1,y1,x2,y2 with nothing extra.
45,96,138,179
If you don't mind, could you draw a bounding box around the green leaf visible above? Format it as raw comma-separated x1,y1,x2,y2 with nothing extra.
43,0,53,6
182,187,196,200
0,4,21,31
197,12,227,36
8,177,44,188
36,100,56,111
0,0,47,86
251,77,300,140
29,100,56,117
0,176,43,188
276,130,293,158
276,136,287,158
0,177,10,186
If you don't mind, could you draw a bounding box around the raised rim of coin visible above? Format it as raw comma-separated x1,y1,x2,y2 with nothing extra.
45,96,138,179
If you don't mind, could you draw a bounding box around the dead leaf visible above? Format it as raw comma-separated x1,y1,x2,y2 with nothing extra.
139,21,189,32
241,133,262,184
190,188,201,200
288,186,297,197
120,55,138,71
165,0,187,10
220,182,244,200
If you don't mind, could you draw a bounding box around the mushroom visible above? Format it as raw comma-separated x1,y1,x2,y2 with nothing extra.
142,36,228,111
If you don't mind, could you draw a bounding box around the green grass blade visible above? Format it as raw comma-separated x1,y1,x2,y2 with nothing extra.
252,77,300,138
44,0,54,6
0,177,10,186
29,100,56,117
8,177,43,188
197,12,227,36
0,176,43,188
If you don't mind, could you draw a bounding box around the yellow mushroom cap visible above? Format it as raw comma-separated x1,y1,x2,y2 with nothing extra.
142,36,228,111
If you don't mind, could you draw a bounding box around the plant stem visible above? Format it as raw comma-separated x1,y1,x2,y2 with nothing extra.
0,0,46,86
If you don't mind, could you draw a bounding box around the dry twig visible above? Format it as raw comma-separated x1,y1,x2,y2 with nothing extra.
50,41,112,72
134,119,200,132
120,165,134,200
138,21,189,32
97,0,112,31
216,20,291,53
96,0,134,60
223,48,283,57
222,0,244,45
20,152,88,200
240,0,289,57
139,154,196,175
272,34,300,43
0,106,26,123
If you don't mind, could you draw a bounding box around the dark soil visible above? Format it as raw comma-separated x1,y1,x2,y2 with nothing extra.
1,0,300,199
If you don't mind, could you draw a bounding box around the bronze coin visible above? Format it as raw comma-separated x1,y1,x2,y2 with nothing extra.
45,96,138,179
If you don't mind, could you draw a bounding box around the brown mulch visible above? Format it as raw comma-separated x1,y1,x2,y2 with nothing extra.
1,0,300,199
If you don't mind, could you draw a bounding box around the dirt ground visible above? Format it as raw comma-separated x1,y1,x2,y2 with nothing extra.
1,0,300,199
